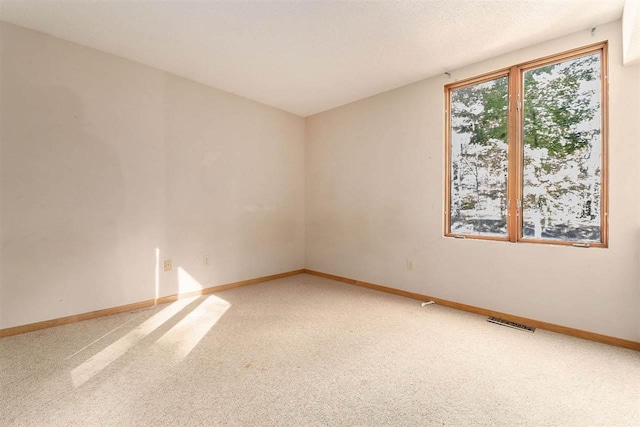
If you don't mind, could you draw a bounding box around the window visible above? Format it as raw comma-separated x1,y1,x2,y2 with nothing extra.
444,43,608,247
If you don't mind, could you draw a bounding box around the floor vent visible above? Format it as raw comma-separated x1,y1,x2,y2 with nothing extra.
487,317,535,333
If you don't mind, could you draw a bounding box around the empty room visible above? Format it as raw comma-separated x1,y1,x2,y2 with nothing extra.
1,0,639,425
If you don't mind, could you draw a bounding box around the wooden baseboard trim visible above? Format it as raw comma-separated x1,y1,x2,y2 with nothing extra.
303,269,640,351
0,269,304,339
5,268,637,351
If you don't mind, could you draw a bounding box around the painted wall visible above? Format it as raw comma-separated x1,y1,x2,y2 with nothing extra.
0,22,305,329
623,0,640,65
306,20,640,341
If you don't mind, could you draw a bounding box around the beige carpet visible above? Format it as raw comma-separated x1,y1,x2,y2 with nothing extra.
1,273,639,426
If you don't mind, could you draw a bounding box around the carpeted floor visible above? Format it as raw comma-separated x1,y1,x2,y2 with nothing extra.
1,273,639,426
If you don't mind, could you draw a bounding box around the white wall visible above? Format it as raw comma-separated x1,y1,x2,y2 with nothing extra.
0,22,305,329
2,19,638,343
306,20,640,341
623,0,640,65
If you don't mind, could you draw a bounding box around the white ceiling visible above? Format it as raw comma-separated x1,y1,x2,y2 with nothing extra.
0,0,625,116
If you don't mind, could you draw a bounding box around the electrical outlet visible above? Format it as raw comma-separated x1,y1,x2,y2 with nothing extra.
164,259,172,272
203,255,210,266
407,259,414,270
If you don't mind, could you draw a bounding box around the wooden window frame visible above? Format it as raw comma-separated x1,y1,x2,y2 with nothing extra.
444,42,609,248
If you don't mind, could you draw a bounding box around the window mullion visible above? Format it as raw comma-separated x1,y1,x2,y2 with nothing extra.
507,66,520,242
599,46,609,247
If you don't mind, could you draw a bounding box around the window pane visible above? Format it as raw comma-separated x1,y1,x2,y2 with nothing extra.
449,77,509,236
522,52,602,242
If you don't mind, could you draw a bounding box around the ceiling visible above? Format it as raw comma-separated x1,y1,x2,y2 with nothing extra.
0,0,625,116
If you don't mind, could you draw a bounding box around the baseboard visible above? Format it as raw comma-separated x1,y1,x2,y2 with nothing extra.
303,269,640,352
4,267,638,351
0,269,304,339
